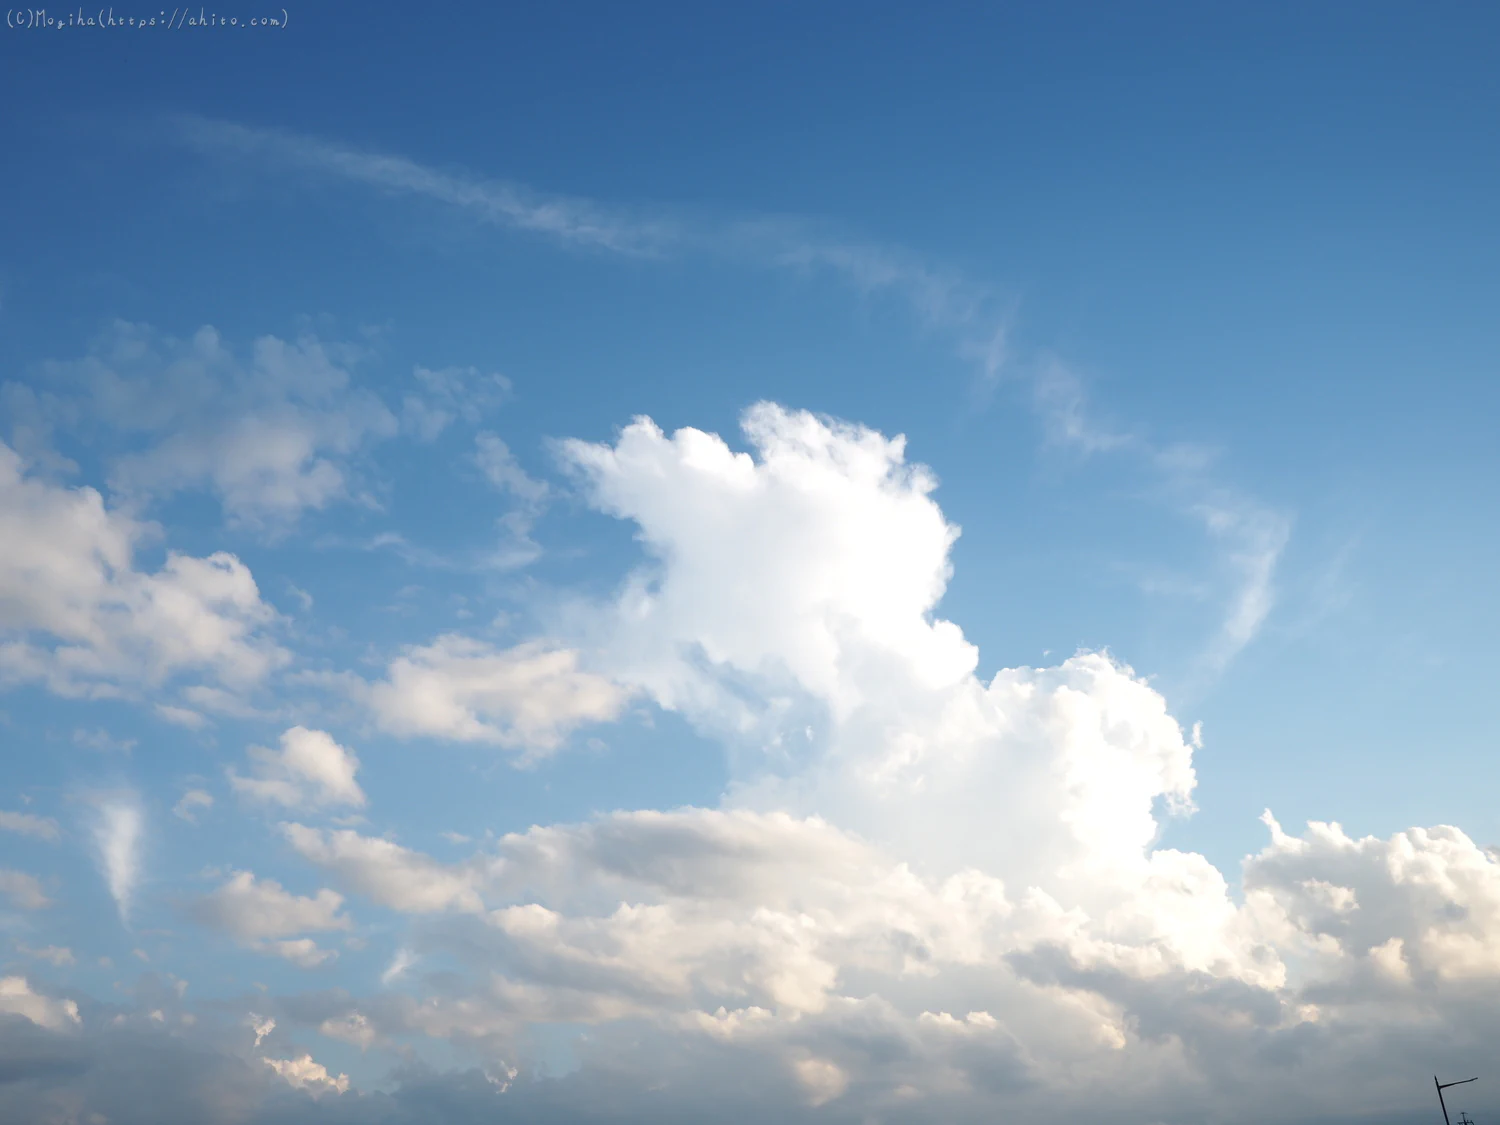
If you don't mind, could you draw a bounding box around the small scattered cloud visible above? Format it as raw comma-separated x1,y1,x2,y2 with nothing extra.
0,869,51,910
17,944,75,966
172,788,213,824
0,809,60,841
228,726,365,810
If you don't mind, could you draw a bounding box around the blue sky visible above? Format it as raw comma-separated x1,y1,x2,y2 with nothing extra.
2,4,1499,1123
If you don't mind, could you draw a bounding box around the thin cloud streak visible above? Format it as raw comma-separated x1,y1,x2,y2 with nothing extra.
171,115,679,256
1033,359,1293,678
168,115,1007,361
89,795,144,926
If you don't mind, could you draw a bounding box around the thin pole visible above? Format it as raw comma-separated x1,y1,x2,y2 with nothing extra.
1436,1076,1479,1125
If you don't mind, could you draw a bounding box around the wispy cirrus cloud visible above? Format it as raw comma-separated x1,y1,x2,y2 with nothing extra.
1031,359,1293,680
171,115,680,256
88,794,144,926
168,115,1009,373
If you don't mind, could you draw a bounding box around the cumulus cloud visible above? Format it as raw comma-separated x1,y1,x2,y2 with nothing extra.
265,938,339,969
226,404,1482,1123
0,440,288,701
281,824,485,914
0,976,80,1031
193,871,350,967
229,727,366,810
3,403,1492,1125
358,635,626,757
263,1053,350,1096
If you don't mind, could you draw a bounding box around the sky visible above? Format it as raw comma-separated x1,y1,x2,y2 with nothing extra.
1,3,1499,1123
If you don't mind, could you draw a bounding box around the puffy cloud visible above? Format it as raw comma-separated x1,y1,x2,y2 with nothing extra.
359,635,626,757
192,872,350,967
0,976,79,1031
1245,813,1500,984
0,809,60,841
282,824,486,914
0,869,51,910
0,441,287,700
229,727,365,810
229,404,1482,1121
265,939,338,969
263,1053,349,1096
556,402,975,726
6,403,1498,1125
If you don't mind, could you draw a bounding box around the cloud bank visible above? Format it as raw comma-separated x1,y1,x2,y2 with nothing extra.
2,403,1489,1125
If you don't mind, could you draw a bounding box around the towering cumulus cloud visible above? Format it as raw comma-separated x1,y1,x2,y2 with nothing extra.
6,404,1498,1125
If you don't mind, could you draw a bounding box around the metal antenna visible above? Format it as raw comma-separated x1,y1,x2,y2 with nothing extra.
1457,1113,1476,1125
1436,1076,1479,1125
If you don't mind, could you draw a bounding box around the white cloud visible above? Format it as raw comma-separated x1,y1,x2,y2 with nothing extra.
791,1055,848,1106
359,635,626,757
89,796,143,925
249,1013,275,1047
0,809,60,841
228,404,1317,1116
193,871,350,945
0,976,79,1031
281,823,485,914
557,403,974,727
172,788,213,823
1,401,1486,1124
0,441,288,701
228,726,365,810
0,869,51,910
263,1053,350,1096
266,938,338,969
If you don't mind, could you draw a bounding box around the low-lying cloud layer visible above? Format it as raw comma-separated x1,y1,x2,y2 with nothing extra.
3,404,1494,1125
